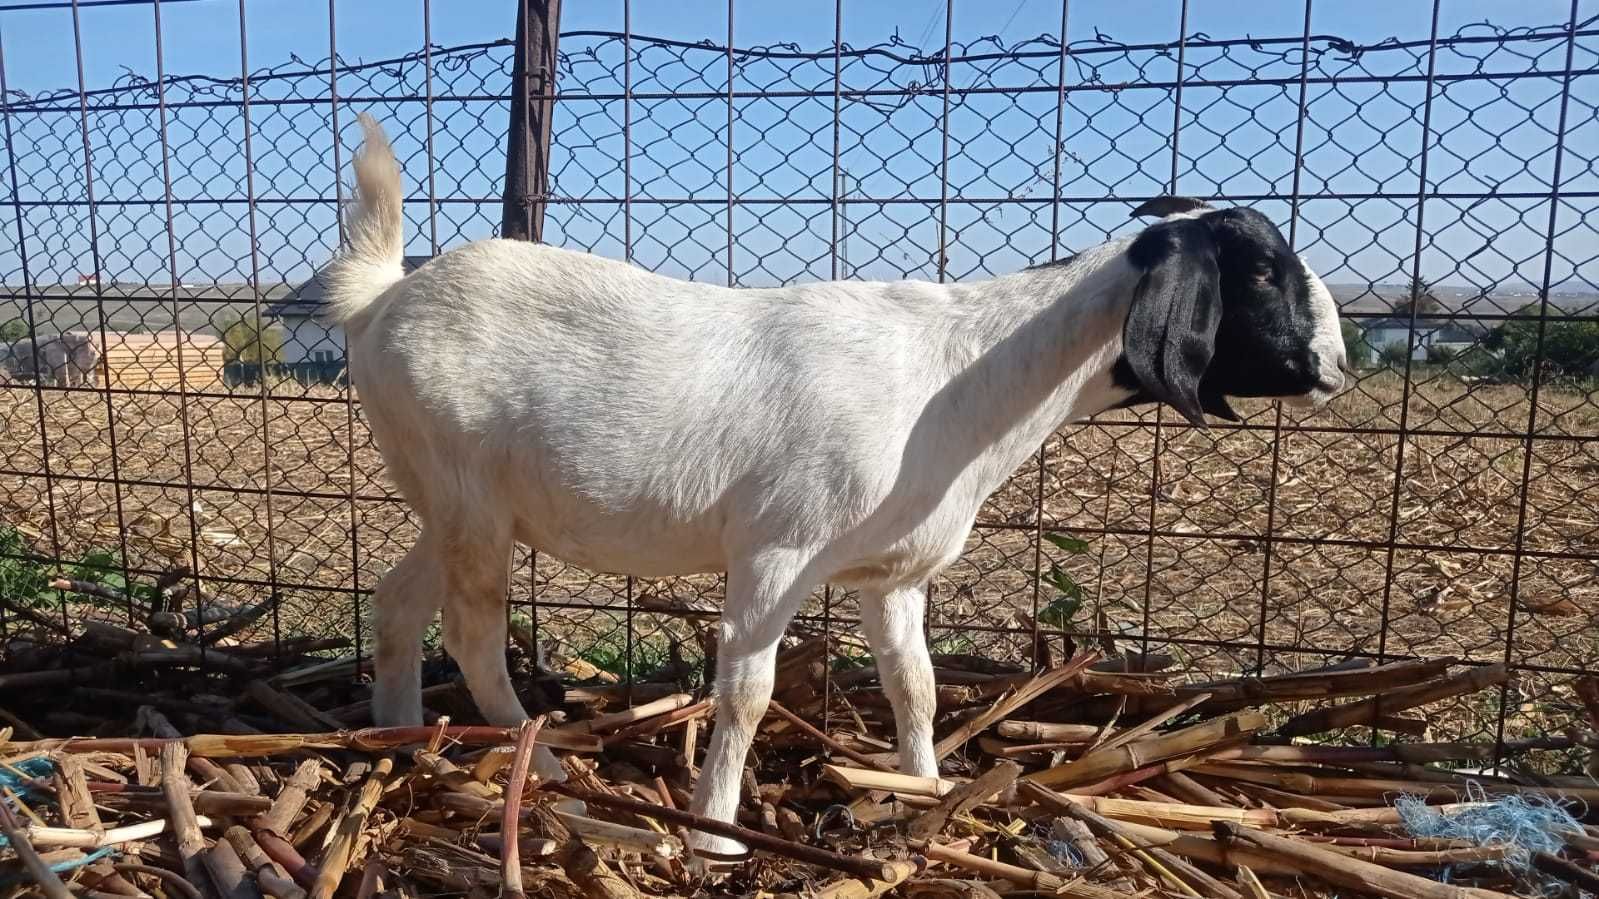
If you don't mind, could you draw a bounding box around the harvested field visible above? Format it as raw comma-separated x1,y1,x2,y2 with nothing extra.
1,371,1597,760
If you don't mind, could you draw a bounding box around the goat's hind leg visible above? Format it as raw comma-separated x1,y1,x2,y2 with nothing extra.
438,527,569,790
859,586,937,777
370,528,446,727
689,554,814,858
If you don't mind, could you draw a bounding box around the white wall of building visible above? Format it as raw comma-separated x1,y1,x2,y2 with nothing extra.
279,316,345,366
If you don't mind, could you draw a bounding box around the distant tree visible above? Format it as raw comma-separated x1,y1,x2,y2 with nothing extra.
0,318,27,342
220,313,284,366
1487,302,1599,381
1390,275,1443,318
1341,320,1371,370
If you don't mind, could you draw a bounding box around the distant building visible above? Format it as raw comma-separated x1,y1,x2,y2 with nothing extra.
266,255,430,366
76,273,99,287
1359,316,1479,361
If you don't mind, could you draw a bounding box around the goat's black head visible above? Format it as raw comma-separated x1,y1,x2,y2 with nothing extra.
1113,197,1347,426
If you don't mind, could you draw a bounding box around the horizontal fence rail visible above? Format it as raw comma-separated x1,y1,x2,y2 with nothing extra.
0,1,1595,771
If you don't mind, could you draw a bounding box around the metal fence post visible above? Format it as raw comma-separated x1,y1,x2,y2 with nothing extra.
502,0,562,242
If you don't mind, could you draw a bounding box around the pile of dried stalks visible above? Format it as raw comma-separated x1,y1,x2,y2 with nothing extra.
2,579,1599,897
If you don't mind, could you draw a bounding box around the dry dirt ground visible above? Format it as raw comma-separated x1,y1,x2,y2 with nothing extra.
2,370,1596,764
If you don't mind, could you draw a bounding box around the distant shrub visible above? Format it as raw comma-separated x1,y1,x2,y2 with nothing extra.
220,313,284,365
1450,346,1505,380
1342,320,1371,370
0,318,27,342
1487,303,1599,381
1378,341,1410,369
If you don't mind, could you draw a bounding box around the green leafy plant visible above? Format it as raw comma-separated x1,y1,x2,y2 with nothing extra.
70,548,155,610
1037,531,1089,629
0,525,50,608
560,623,685,682
0,525,147,611
830,643,875,671
0,318,28,342
577,638,632,677
928,632,977,656
68,547,120,582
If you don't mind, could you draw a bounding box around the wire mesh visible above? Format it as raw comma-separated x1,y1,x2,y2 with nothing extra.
0,1,1595,769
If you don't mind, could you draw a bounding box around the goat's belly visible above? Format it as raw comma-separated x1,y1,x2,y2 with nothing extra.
829,547,962,592
826,506,979,592
510,496,726,579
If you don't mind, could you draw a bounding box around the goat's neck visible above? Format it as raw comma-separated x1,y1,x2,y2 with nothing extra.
934,250,1136,497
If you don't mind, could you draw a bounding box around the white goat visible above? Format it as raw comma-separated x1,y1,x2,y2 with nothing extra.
328,115,1346,855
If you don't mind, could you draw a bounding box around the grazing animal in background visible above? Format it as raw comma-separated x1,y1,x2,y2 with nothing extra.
2,331,99,387
57,331,100,387
1,338,38,382
326,114,1348,855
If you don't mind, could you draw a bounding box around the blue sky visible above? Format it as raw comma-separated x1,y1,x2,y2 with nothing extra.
0,0,1593,309
0,0,1571,91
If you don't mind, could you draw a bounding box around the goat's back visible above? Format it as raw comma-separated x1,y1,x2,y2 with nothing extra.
349,239,943,575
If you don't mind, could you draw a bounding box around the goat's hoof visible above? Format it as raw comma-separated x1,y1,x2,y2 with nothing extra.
368,699,424,730
688,833,749,867
685,846,743,881
685,854,724,881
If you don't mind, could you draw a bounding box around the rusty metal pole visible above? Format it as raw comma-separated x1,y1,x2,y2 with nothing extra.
502,0,561,241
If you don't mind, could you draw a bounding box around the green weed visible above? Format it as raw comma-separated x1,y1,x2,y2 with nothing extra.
1037,531,1090,629
0,524,147,612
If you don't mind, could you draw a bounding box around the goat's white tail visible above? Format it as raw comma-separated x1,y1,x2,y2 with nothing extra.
322,113,405,327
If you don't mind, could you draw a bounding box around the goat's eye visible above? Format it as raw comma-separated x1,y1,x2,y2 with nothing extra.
1252,261,1275,283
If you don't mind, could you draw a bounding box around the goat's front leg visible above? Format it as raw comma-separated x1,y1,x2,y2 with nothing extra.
860,586,937,778
689,555,812,858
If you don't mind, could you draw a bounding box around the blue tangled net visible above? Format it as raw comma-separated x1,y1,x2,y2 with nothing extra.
1396,781,1588,897
0,756,117,883
0,756,54,815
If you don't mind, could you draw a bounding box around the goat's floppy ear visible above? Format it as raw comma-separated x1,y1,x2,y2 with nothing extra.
1200,391,1241,422
1122,219,1224,427
1130,196,1212,219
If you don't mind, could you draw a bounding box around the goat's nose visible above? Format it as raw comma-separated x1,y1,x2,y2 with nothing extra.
1318,360,1349,395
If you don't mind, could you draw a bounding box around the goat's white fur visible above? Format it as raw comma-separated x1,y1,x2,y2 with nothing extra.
1297,266,1344,404
331,115,1343,854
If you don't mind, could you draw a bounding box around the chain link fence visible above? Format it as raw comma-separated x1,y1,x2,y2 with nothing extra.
0,2,1595,768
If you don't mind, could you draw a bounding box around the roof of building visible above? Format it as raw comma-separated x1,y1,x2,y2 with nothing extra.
267,255,432,318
